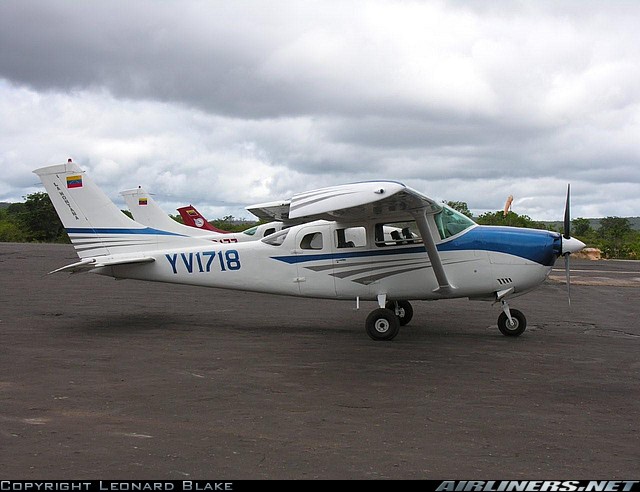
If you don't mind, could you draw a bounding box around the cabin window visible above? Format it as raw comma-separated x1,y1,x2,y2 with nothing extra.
374,221,420,247
263,227,276,237
300,232,323,250
243,225,258,236
336,227,366,248
434,205,475,239
262,229,289,246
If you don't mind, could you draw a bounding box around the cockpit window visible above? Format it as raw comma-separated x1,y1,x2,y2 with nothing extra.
243,225,258,236
262,229,289,246
434,205,475,239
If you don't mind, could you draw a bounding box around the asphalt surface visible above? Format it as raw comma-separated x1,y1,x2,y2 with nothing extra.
1,242,639,479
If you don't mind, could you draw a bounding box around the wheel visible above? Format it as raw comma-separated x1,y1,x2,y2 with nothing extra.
385,300,413,326
497,309,527,337
365,308,400,341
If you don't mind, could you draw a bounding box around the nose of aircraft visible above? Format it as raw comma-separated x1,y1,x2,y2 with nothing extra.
562,236,586,255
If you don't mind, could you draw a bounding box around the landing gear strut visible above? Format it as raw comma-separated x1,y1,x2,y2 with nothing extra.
385,300,413,326
497,300,527,337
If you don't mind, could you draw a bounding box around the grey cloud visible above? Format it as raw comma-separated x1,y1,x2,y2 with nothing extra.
1,1,639,221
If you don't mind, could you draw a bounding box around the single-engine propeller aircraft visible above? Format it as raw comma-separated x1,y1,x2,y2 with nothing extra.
34,160,585,341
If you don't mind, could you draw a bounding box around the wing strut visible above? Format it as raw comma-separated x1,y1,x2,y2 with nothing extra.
412,210,456,295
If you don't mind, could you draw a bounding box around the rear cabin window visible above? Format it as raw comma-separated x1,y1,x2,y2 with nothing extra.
336,227,367,248
300,232,323,250
375,222,420,247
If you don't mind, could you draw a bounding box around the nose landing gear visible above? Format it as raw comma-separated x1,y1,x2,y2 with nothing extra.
498,299,527,337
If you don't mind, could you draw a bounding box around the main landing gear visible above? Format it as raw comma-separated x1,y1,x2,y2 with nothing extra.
365,299,413,341
364,297,528,341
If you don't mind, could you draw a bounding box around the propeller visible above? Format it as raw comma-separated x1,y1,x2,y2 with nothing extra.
564,184,571,304
560,184,586,305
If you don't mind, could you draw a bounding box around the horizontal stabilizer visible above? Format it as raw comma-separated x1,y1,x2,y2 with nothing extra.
49,256,155,274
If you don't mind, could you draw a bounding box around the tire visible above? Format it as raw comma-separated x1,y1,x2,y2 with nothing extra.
365,308,400,341
385,300,414,326
497,309,527,337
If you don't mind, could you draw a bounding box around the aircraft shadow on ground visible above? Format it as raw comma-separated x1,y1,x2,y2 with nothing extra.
59,313,196,334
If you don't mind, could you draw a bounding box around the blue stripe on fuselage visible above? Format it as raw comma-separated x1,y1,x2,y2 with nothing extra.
273,226,562,266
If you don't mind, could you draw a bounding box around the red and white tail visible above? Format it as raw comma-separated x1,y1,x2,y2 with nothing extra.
177,205,231,234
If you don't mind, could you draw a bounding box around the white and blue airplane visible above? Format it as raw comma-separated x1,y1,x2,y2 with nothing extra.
34,160,585,341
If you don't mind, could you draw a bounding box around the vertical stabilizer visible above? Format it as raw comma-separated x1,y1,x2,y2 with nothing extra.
177,205,230,234
34,160,195,258
121,187,223,238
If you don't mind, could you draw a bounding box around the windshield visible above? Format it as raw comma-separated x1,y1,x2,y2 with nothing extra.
434,205,476,239
242,225,259,236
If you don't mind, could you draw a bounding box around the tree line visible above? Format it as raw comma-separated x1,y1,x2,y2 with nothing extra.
1,193,639,259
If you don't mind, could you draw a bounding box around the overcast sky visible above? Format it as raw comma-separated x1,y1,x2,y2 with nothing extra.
1,0,639,221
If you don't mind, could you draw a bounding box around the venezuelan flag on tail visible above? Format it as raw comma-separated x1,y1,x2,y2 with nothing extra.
66,175,83,188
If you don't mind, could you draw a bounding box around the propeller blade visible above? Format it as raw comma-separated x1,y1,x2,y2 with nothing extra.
563,184,571,239
564,253,571,306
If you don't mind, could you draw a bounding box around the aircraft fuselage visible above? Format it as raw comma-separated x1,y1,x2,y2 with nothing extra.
98,220,562,303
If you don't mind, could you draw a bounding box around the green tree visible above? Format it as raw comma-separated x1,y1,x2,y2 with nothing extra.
572,217,592,236
598,216,632,258
598,216,631,239
0,208,27,242
169,214,184,224
446,201,473,218
10,192,67,242
476,211,547,229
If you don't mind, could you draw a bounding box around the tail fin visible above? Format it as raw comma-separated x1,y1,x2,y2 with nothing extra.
121,187,222,239
34,160,199,259
177,205,231,234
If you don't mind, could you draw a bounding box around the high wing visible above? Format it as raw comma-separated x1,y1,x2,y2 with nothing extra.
247,181,454,294
247,181,442,222
245,199,292,222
